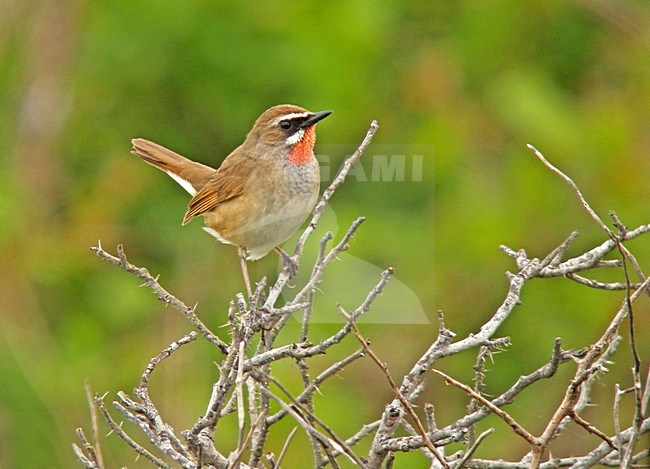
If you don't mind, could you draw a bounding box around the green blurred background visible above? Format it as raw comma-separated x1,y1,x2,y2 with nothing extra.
1,1,649,467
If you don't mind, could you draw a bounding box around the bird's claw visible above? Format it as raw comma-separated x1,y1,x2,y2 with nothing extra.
275,247,299,278
282,255,299,278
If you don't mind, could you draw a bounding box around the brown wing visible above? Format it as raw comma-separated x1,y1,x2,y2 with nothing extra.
181,150,247,225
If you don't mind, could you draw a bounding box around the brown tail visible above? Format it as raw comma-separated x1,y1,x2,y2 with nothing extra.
131,138,216,195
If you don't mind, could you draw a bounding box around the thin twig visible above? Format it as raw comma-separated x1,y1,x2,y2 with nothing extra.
84,381,104,469
73,428,99,469
341,306,450,468
140,332,198,391
467,346,490,447
253,370,366,468
255,384,348,468
454,428,494,469
228,413,265,469
236,340,247,456
301,231,333,342
90,243,228,353
565,273,641,290
569,411,617,450
95,395,172,468
613,384,634,456
529,274,650,468
526,144,612,235
331,420,381,457
274,427,298,468
267,348,366,426
430,368,535,446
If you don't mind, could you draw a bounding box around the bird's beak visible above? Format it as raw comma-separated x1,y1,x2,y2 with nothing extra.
301,110,333,128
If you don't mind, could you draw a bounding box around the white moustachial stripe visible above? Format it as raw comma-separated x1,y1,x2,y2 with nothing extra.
285,128,305,145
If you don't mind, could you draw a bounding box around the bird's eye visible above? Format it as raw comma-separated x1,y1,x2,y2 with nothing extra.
280,120,292,130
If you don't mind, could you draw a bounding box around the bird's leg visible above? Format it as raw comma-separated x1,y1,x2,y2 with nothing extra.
274,246,298,278
238,246,253,298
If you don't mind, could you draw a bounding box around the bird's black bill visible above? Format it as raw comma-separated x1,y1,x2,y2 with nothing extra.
301,110,333,128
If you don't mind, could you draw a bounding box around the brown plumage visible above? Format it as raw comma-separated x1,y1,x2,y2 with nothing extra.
131,104,332,292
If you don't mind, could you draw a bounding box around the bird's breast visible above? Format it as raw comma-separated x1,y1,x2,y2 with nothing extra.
288,126,317,164
284,159,320,196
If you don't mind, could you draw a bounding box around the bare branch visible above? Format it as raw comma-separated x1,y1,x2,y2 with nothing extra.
267,348,366,426
72,428,99,469
84,381,104,469
96,395,173,469
454,428,494,469
526,144,612,235
255,383,349,468
78,129,648,469
140,332,198,391
430,368,535,445
253,370,366,468
228,413,264,469
274,427,298,468
569,411,617,451
536,224,650,277
565,273,642,290
341,307,449,468
90,243,228,354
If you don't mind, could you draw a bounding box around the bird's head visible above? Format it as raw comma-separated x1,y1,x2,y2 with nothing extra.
247,105,332,164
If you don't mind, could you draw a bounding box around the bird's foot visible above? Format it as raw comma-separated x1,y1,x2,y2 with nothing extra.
238,246,253,298
275,247,299,278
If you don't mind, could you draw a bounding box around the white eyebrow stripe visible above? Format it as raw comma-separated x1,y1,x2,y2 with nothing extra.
273,112,311,125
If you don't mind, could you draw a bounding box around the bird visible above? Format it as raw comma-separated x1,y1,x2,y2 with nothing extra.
131,104,332,296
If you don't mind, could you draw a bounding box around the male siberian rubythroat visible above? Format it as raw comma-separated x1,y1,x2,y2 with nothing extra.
131,104,332,296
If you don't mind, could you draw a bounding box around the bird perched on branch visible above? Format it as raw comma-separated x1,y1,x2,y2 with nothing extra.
131,104,332,296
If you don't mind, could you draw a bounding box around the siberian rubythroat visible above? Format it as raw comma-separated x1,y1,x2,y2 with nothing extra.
131,104,332,296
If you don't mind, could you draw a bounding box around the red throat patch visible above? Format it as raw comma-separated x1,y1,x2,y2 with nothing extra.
288,126,316,164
